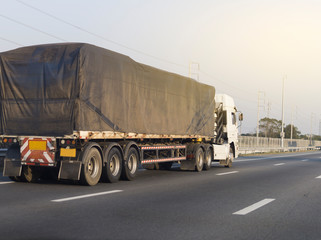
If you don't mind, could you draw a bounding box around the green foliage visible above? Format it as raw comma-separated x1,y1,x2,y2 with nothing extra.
259,117,282,138
284,124,301,139
258,117,302,139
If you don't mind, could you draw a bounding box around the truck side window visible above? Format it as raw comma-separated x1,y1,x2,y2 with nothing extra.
231,113,236,125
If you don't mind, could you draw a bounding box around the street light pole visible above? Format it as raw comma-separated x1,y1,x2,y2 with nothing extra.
281,77,285,149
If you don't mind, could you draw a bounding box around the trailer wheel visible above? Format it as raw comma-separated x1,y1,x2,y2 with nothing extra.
80,147,102,186
9,176,25,182
102,147,122,183
225,147,234,168
142,163,158,170
195,146,204,172
23,166,41,183
203,146,213,170
122,147,138,181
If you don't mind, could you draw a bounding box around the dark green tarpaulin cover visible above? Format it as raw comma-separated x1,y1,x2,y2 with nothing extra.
0,43,215,137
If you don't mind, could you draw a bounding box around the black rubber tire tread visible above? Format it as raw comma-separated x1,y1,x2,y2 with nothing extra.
23,166,42,183
142,164,158,170
203,145,213,171
9,176,25,182
194,146,204,172
102,147,122,183
225,147,234,168
121,147,139,181
80,147,102,186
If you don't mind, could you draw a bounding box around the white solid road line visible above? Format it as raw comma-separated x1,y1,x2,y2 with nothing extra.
274,163,285,166
0,181,14,185
316,175,321,179
233,198,275,215
216,171,239,176
51,190,123,202
236,152,318,163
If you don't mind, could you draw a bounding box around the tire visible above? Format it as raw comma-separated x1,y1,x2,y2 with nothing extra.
102,147,122,183
203,146,213,170
225,147,234,168
9,176,25,182
195,146,204,172
22,166,41,183
121,147,139,181
142,163,158,170
158,162,173,170
80,147,102,186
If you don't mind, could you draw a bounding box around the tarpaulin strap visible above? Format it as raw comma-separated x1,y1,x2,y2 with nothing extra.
83,100,121,131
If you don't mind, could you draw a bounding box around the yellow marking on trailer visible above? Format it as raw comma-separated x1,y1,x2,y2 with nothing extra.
29,140,47,151
60,148,76,157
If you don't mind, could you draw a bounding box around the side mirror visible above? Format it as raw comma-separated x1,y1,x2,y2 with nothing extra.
239,113,243,121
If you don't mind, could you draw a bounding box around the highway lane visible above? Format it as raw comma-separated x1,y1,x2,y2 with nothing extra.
0,151,321,240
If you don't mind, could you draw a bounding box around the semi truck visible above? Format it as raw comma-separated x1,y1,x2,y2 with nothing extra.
0,43,242,186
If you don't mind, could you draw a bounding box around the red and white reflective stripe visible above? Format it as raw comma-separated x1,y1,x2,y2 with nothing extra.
141,157,186,164
141,145,186,150
20,137,55,165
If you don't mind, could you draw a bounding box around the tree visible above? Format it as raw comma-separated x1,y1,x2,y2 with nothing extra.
259,117,282,138
284,124,301,139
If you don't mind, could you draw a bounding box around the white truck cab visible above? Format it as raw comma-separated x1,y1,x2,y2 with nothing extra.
213,94,242,166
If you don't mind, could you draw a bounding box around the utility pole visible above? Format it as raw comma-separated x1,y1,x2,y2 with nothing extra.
310,113,315,146
256,91,265,146
281,77,285,149
266,101,271,138
290,106,293,144
189,62,200,80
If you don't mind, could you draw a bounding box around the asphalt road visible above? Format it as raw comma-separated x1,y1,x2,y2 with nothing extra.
1,151,321,240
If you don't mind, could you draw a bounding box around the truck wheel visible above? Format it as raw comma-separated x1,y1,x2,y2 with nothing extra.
195,146,204,172
121,147,138,181
9,176,25,182
80,147,102,186
142,163,158,170
203,146,213,170
23,166,41,183
102,147,122,183
225,147,234,168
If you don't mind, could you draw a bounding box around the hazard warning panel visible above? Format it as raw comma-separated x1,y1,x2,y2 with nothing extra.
20,138,56,166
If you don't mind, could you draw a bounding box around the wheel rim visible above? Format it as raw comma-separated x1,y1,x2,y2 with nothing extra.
128,154,137,174
197,150,204,168
110,154,120,176
88,156,99,177
206,150,212,166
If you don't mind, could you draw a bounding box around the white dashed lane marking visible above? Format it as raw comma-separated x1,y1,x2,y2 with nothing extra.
233,198,275,215
0,181,14,185
51,190,123,202
274,163,285,166
216,171,239,176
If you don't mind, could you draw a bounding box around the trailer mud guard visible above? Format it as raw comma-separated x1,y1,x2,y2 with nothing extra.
58,160,82,180
3,144,22,177
3,159,22,177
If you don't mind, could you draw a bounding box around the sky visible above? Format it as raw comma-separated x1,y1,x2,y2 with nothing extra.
0,0,321,135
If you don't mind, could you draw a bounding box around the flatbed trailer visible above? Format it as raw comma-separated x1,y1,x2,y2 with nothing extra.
0,43,242,185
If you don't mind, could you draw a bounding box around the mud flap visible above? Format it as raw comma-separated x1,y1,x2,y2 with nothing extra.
180,159,196,171
58,160,82,180
3,159,22,177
